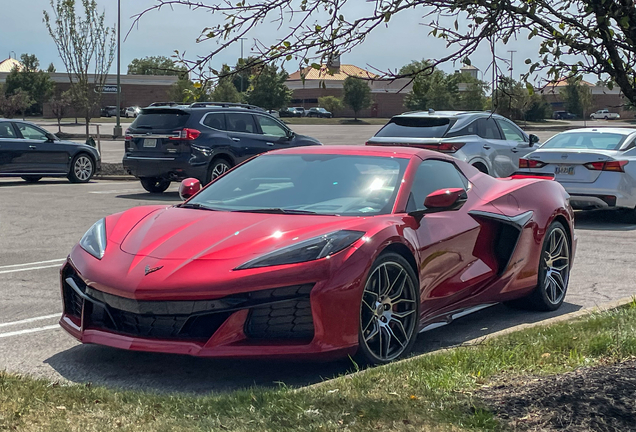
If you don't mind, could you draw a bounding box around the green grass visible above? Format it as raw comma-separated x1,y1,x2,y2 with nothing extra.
2,303,636,431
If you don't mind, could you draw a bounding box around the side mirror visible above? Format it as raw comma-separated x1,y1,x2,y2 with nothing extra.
529,134,540,147
179,178,201,200
46,132,57,142
422,188,467,212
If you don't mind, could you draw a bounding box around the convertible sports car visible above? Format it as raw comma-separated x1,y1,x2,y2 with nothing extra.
60,145,575,364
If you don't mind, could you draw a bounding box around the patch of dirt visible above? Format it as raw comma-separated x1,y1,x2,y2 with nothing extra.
477,360,636,431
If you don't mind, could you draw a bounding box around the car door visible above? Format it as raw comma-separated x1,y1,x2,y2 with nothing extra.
494,118,534,175
252,114,295,151
407,159,495,318
224,112,264,161
0,122,27,174
14,122,69,174
475,117,515,177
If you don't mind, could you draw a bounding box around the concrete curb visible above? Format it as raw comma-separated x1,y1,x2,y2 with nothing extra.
305,296,636,389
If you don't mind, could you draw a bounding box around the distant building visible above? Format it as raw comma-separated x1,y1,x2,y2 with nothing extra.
0,57,24,73
458,64,479,80
286,62,412,118
539,79,632,118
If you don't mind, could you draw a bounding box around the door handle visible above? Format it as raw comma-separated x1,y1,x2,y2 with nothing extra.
483,144,491,150
29,145,37,149
231,138,240,142
266,142,274,146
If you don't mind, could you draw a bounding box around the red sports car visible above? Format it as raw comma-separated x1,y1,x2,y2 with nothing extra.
60,145,576,364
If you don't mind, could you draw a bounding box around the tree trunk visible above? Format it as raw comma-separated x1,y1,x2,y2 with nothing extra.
57,118,61,134
85,117,90,139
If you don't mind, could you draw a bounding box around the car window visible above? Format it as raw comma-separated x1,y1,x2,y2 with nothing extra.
254,115,288,137
375,117,453,138
226,113,257,134
444,120,477,138
202,113,226,130
476,118,502,140
496,119,526,142
0,123,16,138
541,132,627,150
407,159,468,212
16,123,48,140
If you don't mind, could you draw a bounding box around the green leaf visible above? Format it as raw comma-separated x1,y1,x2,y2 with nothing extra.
283,41,291,48
286,55,292,61
311,63,321,69
525,58,532,64
526,82,534,95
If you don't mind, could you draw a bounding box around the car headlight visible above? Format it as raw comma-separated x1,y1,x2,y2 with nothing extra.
236,230,364,270
79,218,107,259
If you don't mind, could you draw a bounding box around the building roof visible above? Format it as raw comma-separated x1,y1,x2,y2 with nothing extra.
460,65,479,71
549,78,594,87
288,64,378,81
0,58,23,73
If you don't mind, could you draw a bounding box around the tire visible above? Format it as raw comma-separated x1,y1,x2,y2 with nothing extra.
356,252,419,365
140,177,171,193
67,154,95,183
507,221,571,311
21,176,42,183
604,116,609,120
205,157,232,184
125,113,129,118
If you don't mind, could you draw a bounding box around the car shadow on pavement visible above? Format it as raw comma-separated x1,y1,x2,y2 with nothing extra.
574,209,636,231
116,191,182,202
0,180,73,187
44,302,581,395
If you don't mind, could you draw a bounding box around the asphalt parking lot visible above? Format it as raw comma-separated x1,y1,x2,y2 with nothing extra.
1,125,636,394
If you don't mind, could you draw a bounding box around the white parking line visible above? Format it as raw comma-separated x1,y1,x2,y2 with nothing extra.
0,263,64,275
0,258,66,270
0,325,60,339
0,314,60,329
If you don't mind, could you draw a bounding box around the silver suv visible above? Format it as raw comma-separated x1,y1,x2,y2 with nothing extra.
366,111,540,177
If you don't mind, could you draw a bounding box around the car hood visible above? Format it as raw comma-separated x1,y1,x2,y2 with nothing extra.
118,206,365,262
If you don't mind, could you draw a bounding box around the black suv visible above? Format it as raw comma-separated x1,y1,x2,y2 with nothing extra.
123,103,322,192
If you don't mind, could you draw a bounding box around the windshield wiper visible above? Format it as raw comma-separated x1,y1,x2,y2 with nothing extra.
233,208,318,215
178,203,217,211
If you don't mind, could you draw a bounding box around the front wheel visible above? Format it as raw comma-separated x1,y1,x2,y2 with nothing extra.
140,177,171,193
356,252,419,365
68,154,95,183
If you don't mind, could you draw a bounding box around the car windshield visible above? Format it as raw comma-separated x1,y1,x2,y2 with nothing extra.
375,117,453,138
131,109,190,130
188,154,409,216
541,132,628,150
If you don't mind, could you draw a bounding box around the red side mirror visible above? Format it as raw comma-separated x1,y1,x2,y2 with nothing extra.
179,178,201,200
423,188,467,210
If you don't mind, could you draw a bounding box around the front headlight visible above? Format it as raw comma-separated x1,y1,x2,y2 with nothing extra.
79,218,107,259
236,230,364,270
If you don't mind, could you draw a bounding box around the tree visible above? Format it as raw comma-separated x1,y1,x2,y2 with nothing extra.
452,74,488,111
0,89,33,119
318,95,343,116
342,76,372,120
493,77,529,120
232,57,259,93
49,90,72,133
127,56,187,76
44,0,116,138
562,76,593,118
211,68,243,103
245,65,292,110
4,54,54,115
134,1,636,108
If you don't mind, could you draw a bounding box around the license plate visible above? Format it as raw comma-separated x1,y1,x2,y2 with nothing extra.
143,138,157,148
555,165,575,175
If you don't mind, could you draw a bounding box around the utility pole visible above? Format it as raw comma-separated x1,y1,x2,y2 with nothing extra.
113,0,122,138
238,37,247,92
491,38,496,97
507,50,516,79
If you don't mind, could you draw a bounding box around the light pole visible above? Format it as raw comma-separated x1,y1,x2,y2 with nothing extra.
507,50,516,79
113,0,122,138
238,37,247,92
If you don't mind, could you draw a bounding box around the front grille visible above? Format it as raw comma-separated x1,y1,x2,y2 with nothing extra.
245,285,314,340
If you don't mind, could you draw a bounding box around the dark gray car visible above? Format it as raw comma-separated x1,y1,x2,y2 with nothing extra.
0,119,101,183
367,111,540,177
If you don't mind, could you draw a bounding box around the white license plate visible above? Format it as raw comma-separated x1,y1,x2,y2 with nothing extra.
143,138,157,148
555,165,575,175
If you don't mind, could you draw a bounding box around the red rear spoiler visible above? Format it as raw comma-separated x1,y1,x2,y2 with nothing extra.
507,171,555,180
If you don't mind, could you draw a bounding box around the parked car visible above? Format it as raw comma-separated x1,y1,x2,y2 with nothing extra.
590,109,620,120
292,107,307,117
148,102,180,107
520,127,636,210
61,145,574,363
267,109,280,118
100,106,118,117
124,106,140,118
123,102,322,193
366,110,540,177
279,107,301,118
553,111,577,120
0,119,100,183
307,107,333,118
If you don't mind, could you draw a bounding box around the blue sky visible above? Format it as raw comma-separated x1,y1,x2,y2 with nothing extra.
1,0,542,81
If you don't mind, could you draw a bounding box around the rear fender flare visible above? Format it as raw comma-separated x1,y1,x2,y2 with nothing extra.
467,156,491,175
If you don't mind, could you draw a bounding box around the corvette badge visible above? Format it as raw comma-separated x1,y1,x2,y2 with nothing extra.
145,265,163,276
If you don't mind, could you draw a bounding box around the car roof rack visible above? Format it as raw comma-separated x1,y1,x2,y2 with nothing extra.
188,102,265,111
147,101,181,107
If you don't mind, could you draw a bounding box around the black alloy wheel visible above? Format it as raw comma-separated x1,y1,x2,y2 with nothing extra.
21,176,42,183
140,177,171,193
67,154,95,183
357,252,419,364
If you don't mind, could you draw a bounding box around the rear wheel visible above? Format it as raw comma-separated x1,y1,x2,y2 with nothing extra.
21,176,42,183
205,157,232,184
472,162,489,174
140,177,171,193
507,221,570,311
67,154,95,183
356,252,419,365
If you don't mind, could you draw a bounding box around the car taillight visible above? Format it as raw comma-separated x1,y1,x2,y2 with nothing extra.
170,128,201,140
124,129,132,141
518,158,546,169
583,160,628,172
